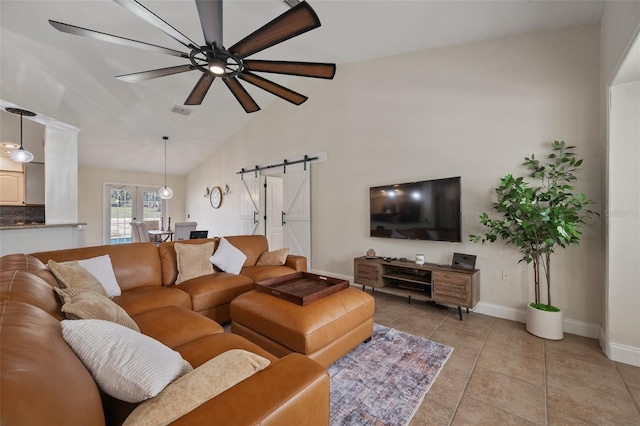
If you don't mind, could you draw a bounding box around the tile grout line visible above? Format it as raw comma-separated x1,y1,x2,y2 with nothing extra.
614,362,640,415
447,315,492,425
543,339,548,425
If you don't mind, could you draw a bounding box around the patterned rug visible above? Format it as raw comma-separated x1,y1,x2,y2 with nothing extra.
328,324,453,426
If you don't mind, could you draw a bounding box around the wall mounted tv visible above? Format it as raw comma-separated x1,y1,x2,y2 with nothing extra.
370,177,462,242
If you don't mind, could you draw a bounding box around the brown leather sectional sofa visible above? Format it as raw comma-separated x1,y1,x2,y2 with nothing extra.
0,235,329,426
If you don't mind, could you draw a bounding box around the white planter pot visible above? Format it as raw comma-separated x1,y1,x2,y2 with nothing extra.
526,304,563,340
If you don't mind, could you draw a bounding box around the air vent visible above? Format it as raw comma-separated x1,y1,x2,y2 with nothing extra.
171,105,192,116
283,0,301,8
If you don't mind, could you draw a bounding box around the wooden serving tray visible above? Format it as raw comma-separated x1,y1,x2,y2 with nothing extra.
255,272,349,305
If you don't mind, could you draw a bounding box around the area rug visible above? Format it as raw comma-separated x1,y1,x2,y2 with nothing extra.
328,324,453,426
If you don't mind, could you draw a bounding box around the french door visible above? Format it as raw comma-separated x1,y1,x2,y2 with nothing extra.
105,184,166,244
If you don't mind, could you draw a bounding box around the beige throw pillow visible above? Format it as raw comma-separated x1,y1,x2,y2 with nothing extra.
61,319,192,403
256,248,290,266
175,242,215,284
123,349,270,426
54,287,140,332
48,259,109,297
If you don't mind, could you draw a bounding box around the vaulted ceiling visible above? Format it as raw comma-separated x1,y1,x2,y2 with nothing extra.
0,0,606,175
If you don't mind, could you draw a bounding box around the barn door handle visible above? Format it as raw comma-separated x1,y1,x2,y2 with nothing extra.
253,211,258,224
281,211,286,226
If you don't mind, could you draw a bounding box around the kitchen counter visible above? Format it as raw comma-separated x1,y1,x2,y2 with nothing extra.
0,223,87,255
0,222,86,230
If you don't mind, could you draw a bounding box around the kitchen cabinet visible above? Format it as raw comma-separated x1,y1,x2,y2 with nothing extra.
0,171,25,205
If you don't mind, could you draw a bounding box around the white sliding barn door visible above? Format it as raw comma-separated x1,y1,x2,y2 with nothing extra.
282,164,311,268
265,176,284,250
240,172,264,235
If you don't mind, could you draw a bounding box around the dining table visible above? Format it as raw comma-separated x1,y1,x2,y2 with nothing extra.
148,229,174,242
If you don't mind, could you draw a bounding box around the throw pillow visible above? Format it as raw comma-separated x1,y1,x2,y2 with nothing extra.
61,319,192,403
209,237,247,275
256,248,290,266
174,242,215,284
48,260,109,297
123,349,270,426
54,287,140,332
77,255,122,298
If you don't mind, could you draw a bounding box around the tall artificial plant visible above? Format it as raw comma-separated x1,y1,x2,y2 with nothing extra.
470,141,598,311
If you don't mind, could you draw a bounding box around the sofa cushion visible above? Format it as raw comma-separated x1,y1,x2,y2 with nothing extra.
256,248,289,266
47,260,109,297
54,287,140,332
76,254,122,298
0,253,59,287
132,305,224,349
174,333,279,368
158,239,219,286
175,242,215,284
0,270,64,320
61,319,193,403
176,272,254,312
113,286,192,316
209,237,247,274
240,265,299,283
0,302,105,426
224,235,269,267
32,243,163,291
123,349,270,426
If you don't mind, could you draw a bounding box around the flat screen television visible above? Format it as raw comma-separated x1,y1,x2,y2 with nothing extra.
370,176,462,242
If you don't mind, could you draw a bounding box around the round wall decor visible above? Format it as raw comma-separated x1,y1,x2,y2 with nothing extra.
210,186,223,209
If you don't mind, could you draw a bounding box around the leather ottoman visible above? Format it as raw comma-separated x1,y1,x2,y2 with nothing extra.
230,287,375,367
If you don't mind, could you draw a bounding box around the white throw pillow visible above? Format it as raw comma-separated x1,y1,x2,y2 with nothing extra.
61,319,192,403
209,237,247,275
77,255,122,298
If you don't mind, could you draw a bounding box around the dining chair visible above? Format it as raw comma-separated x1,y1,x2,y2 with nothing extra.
130,221,151,243
173,222,197,241
143,219,162,243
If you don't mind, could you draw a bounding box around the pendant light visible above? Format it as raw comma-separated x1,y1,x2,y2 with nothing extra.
158,136,173,199
6,107,36,163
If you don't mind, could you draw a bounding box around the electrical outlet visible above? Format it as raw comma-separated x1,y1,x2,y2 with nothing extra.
502,270,509,281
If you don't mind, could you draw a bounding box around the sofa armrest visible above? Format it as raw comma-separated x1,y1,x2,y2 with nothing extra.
285,255,307,272
171,353,329,425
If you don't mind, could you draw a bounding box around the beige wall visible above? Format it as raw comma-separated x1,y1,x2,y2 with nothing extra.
601,1,640,366
185,24,603,329
78,166,185,246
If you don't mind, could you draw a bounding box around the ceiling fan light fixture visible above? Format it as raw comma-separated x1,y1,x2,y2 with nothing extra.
209,58,226,75
5,107,36,163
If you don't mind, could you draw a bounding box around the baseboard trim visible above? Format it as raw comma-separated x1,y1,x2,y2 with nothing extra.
316,273,604,341
608,341,640,367
472,302,601,339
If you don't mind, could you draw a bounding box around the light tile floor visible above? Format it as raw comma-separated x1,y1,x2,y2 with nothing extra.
369,291,640,425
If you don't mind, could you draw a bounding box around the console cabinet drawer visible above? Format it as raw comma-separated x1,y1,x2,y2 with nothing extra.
432,271,472,306
354,260,383,287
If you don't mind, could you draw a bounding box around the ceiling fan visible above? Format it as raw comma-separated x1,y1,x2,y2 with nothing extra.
49,0,336,113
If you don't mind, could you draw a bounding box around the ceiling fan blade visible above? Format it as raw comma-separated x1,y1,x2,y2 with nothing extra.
243,60,335,79
49,20,188,58
229,2,321,60
116,64,194,83
195,0,223,48
113,0,199,50
238,71,307,105
185,73,216,105
223,78,260,113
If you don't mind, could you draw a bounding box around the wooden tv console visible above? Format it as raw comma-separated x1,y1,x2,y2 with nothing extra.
353,256,480,320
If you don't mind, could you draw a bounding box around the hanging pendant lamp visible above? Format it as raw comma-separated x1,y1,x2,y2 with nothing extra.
158,136,173,200
6,108,36,163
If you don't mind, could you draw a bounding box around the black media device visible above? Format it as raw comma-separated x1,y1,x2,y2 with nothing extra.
189,230,208,239
370,176,462,242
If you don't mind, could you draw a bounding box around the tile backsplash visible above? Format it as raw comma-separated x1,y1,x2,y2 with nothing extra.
0,205,45,226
